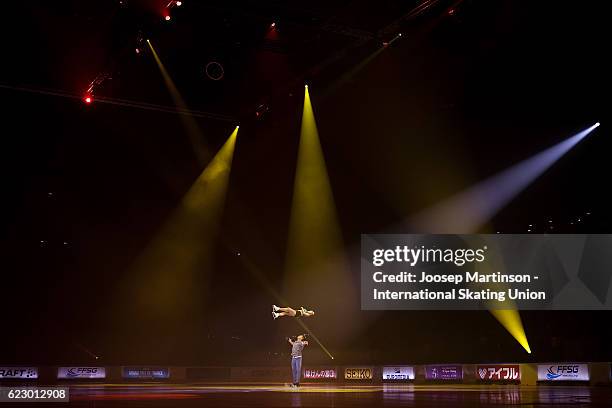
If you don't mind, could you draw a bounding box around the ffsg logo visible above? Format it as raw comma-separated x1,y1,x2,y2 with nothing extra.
555,365,579,374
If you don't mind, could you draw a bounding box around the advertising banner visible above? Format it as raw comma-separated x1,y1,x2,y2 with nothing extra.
425,365,463,380
537,364,589,381
476,365,520,381
382,366,415,380
0,368,38,380
303,368,337,380
344,367,373,380
122,367,170,379
58,367,106,379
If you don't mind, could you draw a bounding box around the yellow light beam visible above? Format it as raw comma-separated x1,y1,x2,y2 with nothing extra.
146,39,209,163
465,236,532,355
120,126,238,321
283,85,356,356
490,309,531,354
146,39,190,110
284,85,345,286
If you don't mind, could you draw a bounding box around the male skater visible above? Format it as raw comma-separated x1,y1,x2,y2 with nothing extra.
288,334,308,388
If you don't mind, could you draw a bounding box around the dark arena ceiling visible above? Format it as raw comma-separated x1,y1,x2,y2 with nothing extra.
4,0,450,119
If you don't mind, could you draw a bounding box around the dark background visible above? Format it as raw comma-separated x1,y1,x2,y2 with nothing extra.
0,0,610,366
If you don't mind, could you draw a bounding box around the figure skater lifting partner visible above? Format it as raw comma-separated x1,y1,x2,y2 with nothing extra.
288,334,308,388
272,305,315,319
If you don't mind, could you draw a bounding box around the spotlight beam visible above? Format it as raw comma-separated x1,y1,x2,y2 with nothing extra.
406,123,600,354
285,85,344,275
490,310,531,354
146,39,209,163
411,123,600,233
284,85,345,289
146,39,185,108
283,85,357,351
117,127,238,323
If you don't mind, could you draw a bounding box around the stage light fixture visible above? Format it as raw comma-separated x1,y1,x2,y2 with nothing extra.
83,72,110,104
255,103,269,119
164,15,171,21
176,1,182,5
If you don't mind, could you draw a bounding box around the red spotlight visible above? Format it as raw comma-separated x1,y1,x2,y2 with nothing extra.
164,15,171,21
176,1,182,6
265,21,279,40
83,94,93,104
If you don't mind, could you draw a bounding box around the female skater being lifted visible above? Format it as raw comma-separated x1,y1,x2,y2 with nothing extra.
272,305,315,319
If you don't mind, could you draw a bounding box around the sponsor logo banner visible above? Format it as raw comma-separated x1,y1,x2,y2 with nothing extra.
344,367,373,380
425,365,463,380
538,364,589,381
0,368,38,379
303,368,337,379
58,367,106,379
382,366,414,381
122,367,170,379
476,365,520,381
